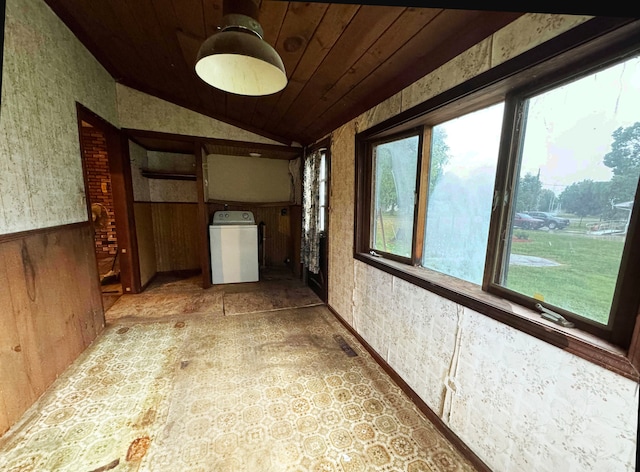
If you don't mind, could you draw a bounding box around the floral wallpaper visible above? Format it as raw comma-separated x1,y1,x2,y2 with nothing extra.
0,0,118,234
327,13,638,472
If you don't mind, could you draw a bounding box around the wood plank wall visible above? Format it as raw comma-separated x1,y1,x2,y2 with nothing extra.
151,203,200,272
0,223,104,435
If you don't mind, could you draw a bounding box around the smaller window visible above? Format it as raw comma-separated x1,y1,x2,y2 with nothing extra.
370,133,420,259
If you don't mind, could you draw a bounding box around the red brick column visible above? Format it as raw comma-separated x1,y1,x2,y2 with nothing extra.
81,125,118,257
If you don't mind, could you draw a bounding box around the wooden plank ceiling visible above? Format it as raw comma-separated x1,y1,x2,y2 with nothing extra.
44,0,522,145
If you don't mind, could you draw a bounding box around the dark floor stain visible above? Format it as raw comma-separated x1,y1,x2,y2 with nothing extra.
139,408,157,427
333,334,358,357
88,458,119,472
126,436,151,462
116,327,129,335
174,321,185,328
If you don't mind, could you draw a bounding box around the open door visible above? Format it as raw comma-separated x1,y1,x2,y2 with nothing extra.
305,142,330,303
76,104,140,304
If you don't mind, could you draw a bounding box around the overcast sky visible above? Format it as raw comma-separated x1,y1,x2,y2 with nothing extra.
439,54,640,194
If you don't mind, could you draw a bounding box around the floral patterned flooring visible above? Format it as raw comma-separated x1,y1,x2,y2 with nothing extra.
0,276,476,472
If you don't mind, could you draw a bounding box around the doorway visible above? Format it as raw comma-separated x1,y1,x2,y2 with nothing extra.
306,143,330,303
76,104,140,312
79,120,122,310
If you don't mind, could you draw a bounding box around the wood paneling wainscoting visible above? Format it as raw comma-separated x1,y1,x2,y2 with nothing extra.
152,203,200,273
133,202,200,278
0,222,104,435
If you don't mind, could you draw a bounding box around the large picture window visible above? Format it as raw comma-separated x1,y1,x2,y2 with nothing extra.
354,18,640,375
494,56,640,328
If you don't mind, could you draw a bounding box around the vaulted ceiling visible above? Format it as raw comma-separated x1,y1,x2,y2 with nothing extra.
43,1,528,145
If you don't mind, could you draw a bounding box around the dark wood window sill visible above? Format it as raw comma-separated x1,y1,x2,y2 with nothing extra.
354,252,639,381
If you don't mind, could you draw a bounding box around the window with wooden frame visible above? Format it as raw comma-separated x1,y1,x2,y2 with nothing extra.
354,18,640,378
365,130,422,261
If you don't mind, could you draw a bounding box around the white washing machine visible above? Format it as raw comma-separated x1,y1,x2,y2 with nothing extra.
209,210,259,284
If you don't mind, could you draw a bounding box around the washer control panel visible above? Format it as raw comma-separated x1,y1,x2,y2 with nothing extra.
211,210,256,225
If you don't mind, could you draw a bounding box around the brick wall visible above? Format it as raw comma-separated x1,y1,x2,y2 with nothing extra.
81,124,118,257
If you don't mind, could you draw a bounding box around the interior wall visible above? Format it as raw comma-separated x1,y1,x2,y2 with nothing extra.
134,203,157,287
116,84,282,145
152,203,200,272
0,0,117,434
207,154,292,203
0,0,118,235
0,224,105,435
129,139,151,202
130,143,200,276
115,84,296,278
129,140,156,285
327,13,638,472
147,151,197,203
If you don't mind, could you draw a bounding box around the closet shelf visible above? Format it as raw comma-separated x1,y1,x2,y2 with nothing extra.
140,169,196,181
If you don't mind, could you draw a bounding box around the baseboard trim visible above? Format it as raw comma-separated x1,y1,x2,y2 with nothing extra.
326,303,491,472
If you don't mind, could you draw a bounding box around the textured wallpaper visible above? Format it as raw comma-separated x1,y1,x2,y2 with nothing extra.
328,13,638,472
0,0,118,235
129,140,151,202
147,152,198,203
207,154,292,203
130,146,198,203
116,84,282,145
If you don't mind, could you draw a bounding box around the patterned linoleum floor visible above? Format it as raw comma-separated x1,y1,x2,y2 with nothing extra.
0,276,476,472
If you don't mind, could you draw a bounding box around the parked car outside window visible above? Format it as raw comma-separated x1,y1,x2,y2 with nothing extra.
513,212,546,229
524,211,570,229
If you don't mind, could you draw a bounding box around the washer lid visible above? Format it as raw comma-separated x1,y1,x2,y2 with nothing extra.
211,210,256,225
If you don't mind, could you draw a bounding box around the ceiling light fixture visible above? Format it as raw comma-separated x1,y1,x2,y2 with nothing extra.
195,2,287,97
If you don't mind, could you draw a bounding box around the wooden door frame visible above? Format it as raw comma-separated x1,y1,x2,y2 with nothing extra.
76,103,141,294
195,141,212,289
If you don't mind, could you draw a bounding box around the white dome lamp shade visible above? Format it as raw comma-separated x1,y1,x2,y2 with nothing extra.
195,14,287,96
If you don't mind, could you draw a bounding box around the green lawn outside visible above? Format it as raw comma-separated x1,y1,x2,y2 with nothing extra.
373,211,626,325
505,230,626,324
372,212,413,257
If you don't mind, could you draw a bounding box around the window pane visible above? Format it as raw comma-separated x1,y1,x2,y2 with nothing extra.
320,152,326,180
319,206,325,233
371,135,419,258
318,151,328,232
500,55,640,325
319,181,326,207
422,103,504,284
